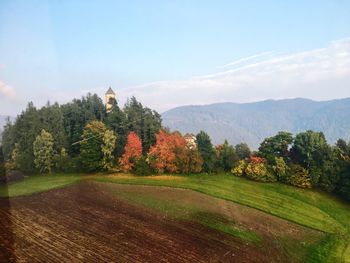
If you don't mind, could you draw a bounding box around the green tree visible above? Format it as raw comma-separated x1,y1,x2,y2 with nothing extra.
102,129,117,171
175,148,203,174
53,148,71,172
196,131,215,172
214,140,239,172
258,131,293,164
80,120,107,172
291,130,331,186
105,105,127,157
235,143,251,160
11,143,22,170
123,97,162,154
272,157,289,182
33,129,54,173
0,146,5,176
61,93,106,155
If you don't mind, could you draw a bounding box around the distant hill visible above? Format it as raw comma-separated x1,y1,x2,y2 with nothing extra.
162,98,350,149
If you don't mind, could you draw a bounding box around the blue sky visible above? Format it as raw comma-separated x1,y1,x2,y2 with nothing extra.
1,0,350,115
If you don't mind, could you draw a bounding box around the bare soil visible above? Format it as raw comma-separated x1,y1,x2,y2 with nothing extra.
0,182,322,263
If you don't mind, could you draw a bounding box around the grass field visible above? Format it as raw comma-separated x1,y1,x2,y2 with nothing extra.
1,173,349,262
0,174,81,197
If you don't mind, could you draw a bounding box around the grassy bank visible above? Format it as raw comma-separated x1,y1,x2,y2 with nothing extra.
0,174,82,197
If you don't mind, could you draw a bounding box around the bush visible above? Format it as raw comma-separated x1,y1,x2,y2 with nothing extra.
287,164,312,188
245,157,276,182
231,160,247,177
272,157,289,182
133,157,154,176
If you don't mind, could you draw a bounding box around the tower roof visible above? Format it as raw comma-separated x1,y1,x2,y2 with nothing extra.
105,87,115,95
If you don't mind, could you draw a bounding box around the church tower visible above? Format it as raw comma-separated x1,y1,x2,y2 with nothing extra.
105,87,116,113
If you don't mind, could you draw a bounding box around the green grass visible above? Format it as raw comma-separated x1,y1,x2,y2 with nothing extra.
92,173,350,262
0,173,82,197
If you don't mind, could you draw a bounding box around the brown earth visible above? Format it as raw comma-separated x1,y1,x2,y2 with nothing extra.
0,182,322,263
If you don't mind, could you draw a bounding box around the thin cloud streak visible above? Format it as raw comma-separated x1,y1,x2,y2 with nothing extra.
219,51,274,68
121,38,350,112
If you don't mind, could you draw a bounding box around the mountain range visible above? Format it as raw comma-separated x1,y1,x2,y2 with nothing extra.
162,98,350,149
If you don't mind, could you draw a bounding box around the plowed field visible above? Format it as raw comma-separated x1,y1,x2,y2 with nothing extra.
0,182,322,262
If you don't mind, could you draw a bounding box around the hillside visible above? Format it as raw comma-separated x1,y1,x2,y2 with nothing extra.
162,98,350,148
1,174,349,262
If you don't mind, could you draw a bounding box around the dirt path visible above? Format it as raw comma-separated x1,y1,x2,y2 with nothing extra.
0,182,321,262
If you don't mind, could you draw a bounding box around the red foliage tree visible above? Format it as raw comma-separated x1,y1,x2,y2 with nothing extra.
119,132,142,172
148,130,187,173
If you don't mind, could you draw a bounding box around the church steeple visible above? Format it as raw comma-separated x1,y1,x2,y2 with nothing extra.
105,87,116,113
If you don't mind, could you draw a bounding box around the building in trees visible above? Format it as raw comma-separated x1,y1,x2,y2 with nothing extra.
105,87,116,113
184,133,197,149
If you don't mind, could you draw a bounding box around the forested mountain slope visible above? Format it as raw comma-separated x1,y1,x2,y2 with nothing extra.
162,98,350,148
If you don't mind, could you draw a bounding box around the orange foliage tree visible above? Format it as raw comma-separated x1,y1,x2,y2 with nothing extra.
148,130,187,173
119,132,142,172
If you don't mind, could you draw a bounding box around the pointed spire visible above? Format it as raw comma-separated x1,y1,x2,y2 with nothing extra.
105,87,115,95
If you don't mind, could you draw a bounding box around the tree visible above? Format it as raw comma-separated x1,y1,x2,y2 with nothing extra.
258,132,293,164
196,131,215,172
245,156,276,182
286,164,312,188
336,139,348,154
175,148,203,174
33,129,54,173
61,93,106,155
80,120,107,172
119,132,142,172
0,146,5,176
105,105,128,157
272,157,289,182
291,130,330,186
235,143,251,160
102,129,117,171
133,156,154,176
214,140,239,172
148,130,187,173
231,160,247,177
124,97,162,154
53,148,70,172
335,144,350,200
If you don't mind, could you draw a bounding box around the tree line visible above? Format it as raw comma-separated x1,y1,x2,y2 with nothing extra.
0,94,349,202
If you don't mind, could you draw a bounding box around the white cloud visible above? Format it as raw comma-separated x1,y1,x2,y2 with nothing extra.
120,38,350,112
0,81,16,100
219,51,274,68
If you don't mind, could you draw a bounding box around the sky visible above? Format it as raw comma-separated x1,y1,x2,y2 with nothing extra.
0,0,350,115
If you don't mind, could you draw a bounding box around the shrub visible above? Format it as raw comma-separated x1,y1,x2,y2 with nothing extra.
133,157,154,176
245,157,276,182
272,157,289,182
287,164,312,188
231,160,247,177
